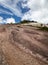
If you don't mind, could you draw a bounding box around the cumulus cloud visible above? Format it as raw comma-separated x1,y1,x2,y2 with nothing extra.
0,16,3,24
0,0,48,24
22,0,48,24
0,16,16,24
5,18,16,24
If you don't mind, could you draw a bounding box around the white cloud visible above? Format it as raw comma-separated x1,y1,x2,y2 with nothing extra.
0,9,13,15
0,16,16,24
0,0,48,24
0,0,23,17
0,0,30,17
22,0,48,24
0,16,3,24
5,18,15,24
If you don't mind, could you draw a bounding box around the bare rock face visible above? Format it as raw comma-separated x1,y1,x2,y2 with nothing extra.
0,47,9,65
0,24,48,65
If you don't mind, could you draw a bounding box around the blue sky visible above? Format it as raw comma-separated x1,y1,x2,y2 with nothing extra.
0,0,48,24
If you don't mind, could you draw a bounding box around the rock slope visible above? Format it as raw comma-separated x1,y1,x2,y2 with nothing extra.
0,24,48,65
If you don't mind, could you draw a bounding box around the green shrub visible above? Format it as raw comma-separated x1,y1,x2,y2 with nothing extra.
38,26,48,31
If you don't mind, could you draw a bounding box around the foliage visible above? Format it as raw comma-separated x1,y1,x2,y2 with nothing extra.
38,26,48,31
20,20,36,24
40,24,43,27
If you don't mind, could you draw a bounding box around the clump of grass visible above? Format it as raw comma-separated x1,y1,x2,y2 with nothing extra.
38,26,48,31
